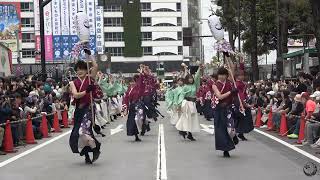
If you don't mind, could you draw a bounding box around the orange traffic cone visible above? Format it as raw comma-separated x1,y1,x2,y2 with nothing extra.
40,114,50,138
3,120,17,153
53,112,62,132
25,115,37,144
62,110,69,128
255,107,262,127
267,107,273,131
297,114,306,144
279,113,288,136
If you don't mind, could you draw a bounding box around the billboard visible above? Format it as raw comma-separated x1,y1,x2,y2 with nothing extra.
52,0,62,60
44,1,53,61
60,0,70,60
0,2,21,53
0,43,12,77
34,0,41,61
33,0,100,62
96,6,104,55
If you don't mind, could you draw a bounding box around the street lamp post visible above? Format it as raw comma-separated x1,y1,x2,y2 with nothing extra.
40,0,52,81
237,0,241,53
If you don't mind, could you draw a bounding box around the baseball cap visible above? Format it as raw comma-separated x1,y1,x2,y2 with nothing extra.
310,91,320,98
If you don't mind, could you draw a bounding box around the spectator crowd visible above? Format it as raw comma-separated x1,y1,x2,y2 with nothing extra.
0,76,70,155
245,72,320,150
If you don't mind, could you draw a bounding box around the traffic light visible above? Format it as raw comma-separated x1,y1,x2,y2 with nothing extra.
183,27,193,46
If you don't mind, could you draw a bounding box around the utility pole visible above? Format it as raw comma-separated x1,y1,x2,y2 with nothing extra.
275,0,282,79
237,0,241,52
15,30,21,76
40,0,52,81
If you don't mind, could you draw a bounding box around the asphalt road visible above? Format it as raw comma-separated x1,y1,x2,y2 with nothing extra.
0,102,320,180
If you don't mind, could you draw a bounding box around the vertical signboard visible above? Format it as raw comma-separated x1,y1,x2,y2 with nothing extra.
44,2,53,61
87,0,96,54
0,2,21,59
60,0,70,59
95,6,104,55
52,0,62,60
33,0,41,61
78,0,86,12
69,0,79,52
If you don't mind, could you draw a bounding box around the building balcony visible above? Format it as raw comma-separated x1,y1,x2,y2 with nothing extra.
21,12,34,18
141,11,182,17
104,27,124,32
142,40,182,47
104,12,123,17
141,26,182,32
109,55,184,62
21,42,35,49
104,41,125,47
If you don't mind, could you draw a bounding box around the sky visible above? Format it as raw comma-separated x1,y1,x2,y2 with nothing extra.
200,0,277,65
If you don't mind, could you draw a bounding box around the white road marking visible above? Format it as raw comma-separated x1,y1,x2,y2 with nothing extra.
0,130,72,168
110,124,124,135
200,124,215,135
254,128,320,164
157,124,167,180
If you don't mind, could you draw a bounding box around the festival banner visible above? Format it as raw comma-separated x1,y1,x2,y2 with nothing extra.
0,2,21,55
95,6,104,55
60,0,70,59
33,0,41,61
87,0,96,54
70,0,79,53
78,0,86,12
52,0,62,60
44,2,53,61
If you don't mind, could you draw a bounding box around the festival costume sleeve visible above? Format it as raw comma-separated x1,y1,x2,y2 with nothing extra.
122,87,131,108
113,80,122,95
194,68,201,90
165,88,174,109
99,79,110,96
176,86,192,106
136,74,146,98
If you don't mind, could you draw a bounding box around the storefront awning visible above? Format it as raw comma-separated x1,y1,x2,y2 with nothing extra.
282,48,318,59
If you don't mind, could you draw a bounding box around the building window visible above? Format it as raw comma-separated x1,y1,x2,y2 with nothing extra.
143,47,153,55
142,32,152,41
154,23,175,27
177,17,182,26
22,33,35,43
154,37,176,41
22,49,35,58
105,5,122,12
176,3,181,12
178,46,183,55
177,32,182,40
141,3,151,12
21,18,34,27
21,2,33,12
153,8,175,12
142,17,152,26
106,47,123,56
105,32,124,41
104,18,123,27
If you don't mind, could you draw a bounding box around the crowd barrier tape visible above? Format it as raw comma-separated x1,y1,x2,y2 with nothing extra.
0,112,55,127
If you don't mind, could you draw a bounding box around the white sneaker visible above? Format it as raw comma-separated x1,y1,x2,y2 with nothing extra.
311,144,320,149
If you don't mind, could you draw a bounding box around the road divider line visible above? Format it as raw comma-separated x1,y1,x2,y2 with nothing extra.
200,124,215,135
157,124,167,180
0,130,72,168
110,124,124,135
254,128,320,164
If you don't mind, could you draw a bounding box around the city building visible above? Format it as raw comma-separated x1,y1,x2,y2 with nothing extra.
100,0,200,75
5,0,200,76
